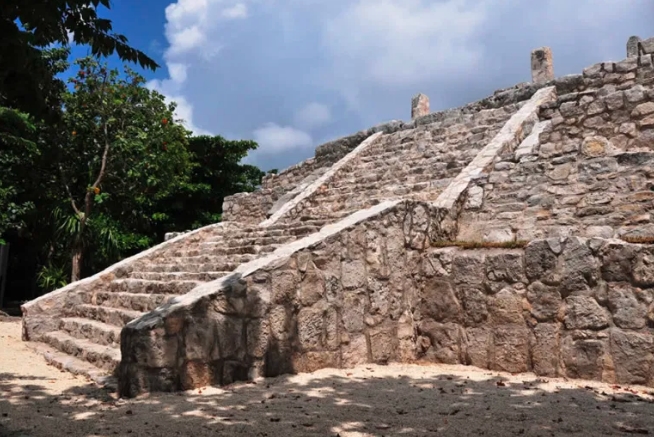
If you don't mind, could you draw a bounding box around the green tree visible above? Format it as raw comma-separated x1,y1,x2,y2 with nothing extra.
56,57,190,281
0,1,158,121
150,135,264,233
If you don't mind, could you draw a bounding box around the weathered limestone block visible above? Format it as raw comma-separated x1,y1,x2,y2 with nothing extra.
561,335,609,381
458,286,489,327
491,325,530,373
610,329,654,385
524,240,559,284
581,136,612,157
633,248,654,286
639,37,654,55
607,284,647,329
531,47,554,84
628,36,642,58
489,288,525,325
531,323,561,376
341,334,369,367
411,93,430,120
418,321,465,364
452,252,486,289
417,279,462,323
527,281,562,322
563,296,609,330
369,323,397,364
600,241,639,282
559,238,600,296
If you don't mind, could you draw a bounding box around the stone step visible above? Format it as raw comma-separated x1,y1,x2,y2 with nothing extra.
41,330,120,372
128,271,229,281
167,243,280,258
145,253,256,268
74,304,142,327
329,175,456,193
109,278,201,295
201,235,298,247
60,317,122,347
25,342,116,389
79,290,177,312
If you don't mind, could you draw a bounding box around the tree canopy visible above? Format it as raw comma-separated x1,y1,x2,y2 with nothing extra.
0,3,266,302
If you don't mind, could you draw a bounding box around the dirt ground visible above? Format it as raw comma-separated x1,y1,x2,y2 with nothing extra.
2,319,654,436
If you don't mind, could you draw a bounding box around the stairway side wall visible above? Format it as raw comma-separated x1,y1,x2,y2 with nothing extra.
458,55,654,243
21,223,225,341
118,204,654,397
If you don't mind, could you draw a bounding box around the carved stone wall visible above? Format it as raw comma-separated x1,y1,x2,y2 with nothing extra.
118,200,654,396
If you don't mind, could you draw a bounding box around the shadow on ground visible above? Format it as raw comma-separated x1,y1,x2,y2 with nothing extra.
2,363,654,437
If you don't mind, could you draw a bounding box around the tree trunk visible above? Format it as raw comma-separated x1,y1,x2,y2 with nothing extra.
71,246,82,282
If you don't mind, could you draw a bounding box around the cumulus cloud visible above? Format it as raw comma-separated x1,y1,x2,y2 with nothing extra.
150,0,654,171
252,123,313,154
294,103,332,129
322,0,487,88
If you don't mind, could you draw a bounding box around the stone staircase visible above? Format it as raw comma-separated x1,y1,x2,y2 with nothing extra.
284,104,523,222
24,219,328,386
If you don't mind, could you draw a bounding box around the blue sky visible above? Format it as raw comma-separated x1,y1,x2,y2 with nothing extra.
68,0,654,172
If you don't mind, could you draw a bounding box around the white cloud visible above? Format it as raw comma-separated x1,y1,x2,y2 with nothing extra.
222,3,248,19
164,0,249,59
252,123,312,154
150,0,654,171
322,0,487,88
294,102,332,129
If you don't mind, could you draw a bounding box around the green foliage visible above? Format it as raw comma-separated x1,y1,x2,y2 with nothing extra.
151,135,264,232
54,57,191,280
0,46,267,297
36,264,68,292
0,107,40,241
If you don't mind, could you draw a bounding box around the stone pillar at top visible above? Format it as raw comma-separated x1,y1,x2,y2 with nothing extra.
627,36,642,58
531,47,554,84
411,93,430,120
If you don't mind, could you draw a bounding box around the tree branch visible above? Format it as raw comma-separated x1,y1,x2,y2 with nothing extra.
84,121,110,218
58,163,80,216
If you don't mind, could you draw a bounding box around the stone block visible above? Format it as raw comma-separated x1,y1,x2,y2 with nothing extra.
608,284,647,329
561,335,608,381
411,93,430,120
341,334,369,367
491,325,530,373
531,323,560,376
489,288,525,325
465,327,490,368
418,321,464,364
531,47,554,84
271,270,298,304
610,329,654,385
417,278,462,323
458,286,489,327
369,324,396,364
633,248,654,286
640,37,654,55
527,281,562,322
563,296,609,330
627,36,641,58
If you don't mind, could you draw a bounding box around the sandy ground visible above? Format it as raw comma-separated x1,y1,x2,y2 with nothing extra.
2,319,654,437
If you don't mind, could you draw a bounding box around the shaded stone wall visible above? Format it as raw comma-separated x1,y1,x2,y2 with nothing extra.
117,197,654,397
458,56,654,242
416,237,654,386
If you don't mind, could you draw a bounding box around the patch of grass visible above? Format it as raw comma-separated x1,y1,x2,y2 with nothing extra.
621,235,654,244
431,240,529,249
